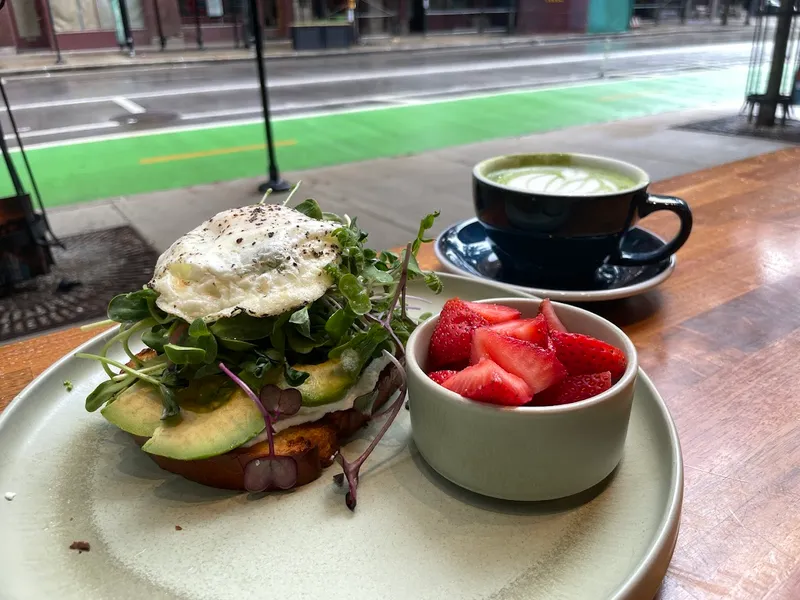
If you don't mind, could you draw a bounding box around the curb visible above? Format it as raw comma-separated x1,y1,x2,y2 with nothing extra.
0,26,754,77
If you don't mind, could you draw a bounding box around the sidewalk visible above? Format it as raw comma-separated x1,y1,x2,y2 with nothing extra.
44,103,788,255
0,22,755,76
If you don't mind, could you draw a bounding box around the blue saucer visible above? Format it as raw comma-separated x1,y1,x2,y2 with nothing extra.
434,219,676,302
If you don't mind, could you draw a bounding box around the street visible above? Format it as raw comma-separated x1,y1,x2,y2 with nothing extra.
1,31,757,148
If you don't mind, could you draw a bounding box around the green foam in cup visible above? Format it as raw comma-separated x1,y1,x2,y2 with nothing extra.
483,154,639,196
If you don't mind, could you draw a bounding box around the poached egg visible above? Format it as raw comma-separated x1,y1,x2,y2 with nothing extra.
149,204,341,323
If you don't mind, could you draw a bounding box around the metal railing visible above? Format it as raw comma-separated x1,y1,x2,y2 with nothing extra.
176,0,255,49
421,0,516,34
632,0,693,24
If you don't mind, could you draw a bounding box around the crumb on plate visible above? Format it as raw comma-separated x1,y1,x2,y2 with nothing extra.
69,541,90,553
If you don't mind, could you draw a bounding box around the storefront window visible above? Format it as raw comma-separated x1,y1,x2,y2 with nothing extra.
178,0,278,28
428,0,512,10
179,0,240,24
10,1,42,39
48,0,145,33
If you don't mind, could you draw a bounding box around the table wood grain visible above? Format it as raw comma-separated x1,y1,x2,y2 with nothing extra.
2,147,800,598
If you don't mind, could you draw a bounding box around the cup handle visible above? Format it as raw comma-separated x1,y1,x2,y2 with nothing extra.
612,193,693,266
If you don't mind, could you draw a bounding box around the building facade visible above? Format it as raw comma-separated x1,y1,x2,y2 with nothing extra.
0,0,607,53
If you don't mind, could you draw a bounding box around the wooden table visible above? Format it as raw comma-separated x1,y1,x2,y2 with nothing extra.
2,147,800,598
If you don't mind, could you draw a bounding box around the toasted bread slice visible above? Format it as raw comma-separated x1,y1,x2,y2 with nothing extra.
124,349,400,491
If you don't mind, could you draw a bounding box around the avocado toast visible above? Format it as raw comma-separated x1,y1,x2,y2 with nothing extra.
79,198,440,510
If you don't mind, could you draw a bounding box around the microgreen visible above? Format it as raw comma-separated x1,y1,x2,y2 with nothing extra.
258,188,273,205
218,363,300,492
294,198,323,220
328,245,412,511
334,351,407,510
281,181,302,207
78,198,442,510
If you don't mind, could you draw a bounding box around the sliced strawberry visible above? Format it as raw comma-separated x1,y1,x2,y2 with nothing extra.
463,301,521,324
443,359,532,406
428,298,489,370
486,314,549,347
535,372,612,406
551,331,628,381
428,370,458,385
539,298,568,333
470,328,567,394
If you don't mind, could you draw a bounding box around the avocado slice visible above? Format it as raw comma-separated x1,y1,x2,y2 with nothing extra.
101,381,164,437
141,388,265,460
280,359,357,406
280,325,390,407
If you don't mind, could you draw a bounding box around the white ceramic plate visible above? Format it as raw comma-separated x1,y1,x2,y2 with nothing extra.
0,273,682,600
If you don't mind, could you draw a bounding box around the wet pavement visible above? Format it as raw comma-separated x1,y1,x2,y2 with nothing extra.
0,32,758,148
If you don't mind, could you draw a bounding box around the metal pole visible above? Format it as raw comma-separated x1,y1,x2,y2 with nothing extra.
233,0,241,48
153,0,167,50
0,120,25,197
117,0,136,56
44,0,63,64
349,0,360,43
681,0,692,23
242,0,251,48
756,0,794,126
248,0,290,194
709,0,719,20
195,0,205,49
600,36,611,78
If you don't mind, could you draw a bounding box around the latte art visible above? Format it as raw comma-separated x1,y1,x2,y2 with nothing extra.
487,166,637,196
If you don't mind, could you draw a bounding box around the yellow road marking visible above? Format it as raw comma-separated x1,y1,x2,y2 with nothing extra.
139,140,297,165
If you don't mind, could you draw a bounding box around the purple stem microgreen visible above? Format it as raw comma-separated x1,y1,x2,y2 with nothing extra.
333,351,407,511
400,281,407,322
364,313,405,360
218,363,299,492
382,243,412,328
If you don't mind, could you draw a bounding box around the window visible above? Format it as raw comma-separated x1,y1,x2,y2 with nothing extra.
47,0,145,33
10,0,41,39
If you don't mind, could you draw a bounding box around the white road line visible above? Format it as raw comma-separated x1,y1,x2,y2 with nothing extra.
180,106,261,120
0,42,755,112
124,66,697,122
111,96,146,114
3,121,119,141
377,97,421,106
3,64,199,82
180,94,414,120
5,66,747,152
184,63,748,122
3,84,253,111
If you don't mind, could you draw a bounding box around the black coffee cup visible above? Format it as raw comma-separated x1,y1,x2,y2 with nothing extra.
472,153,693,288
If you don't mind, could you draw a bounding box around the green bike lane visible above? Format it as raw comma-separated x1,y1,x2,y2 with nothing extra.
5,67,745,208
